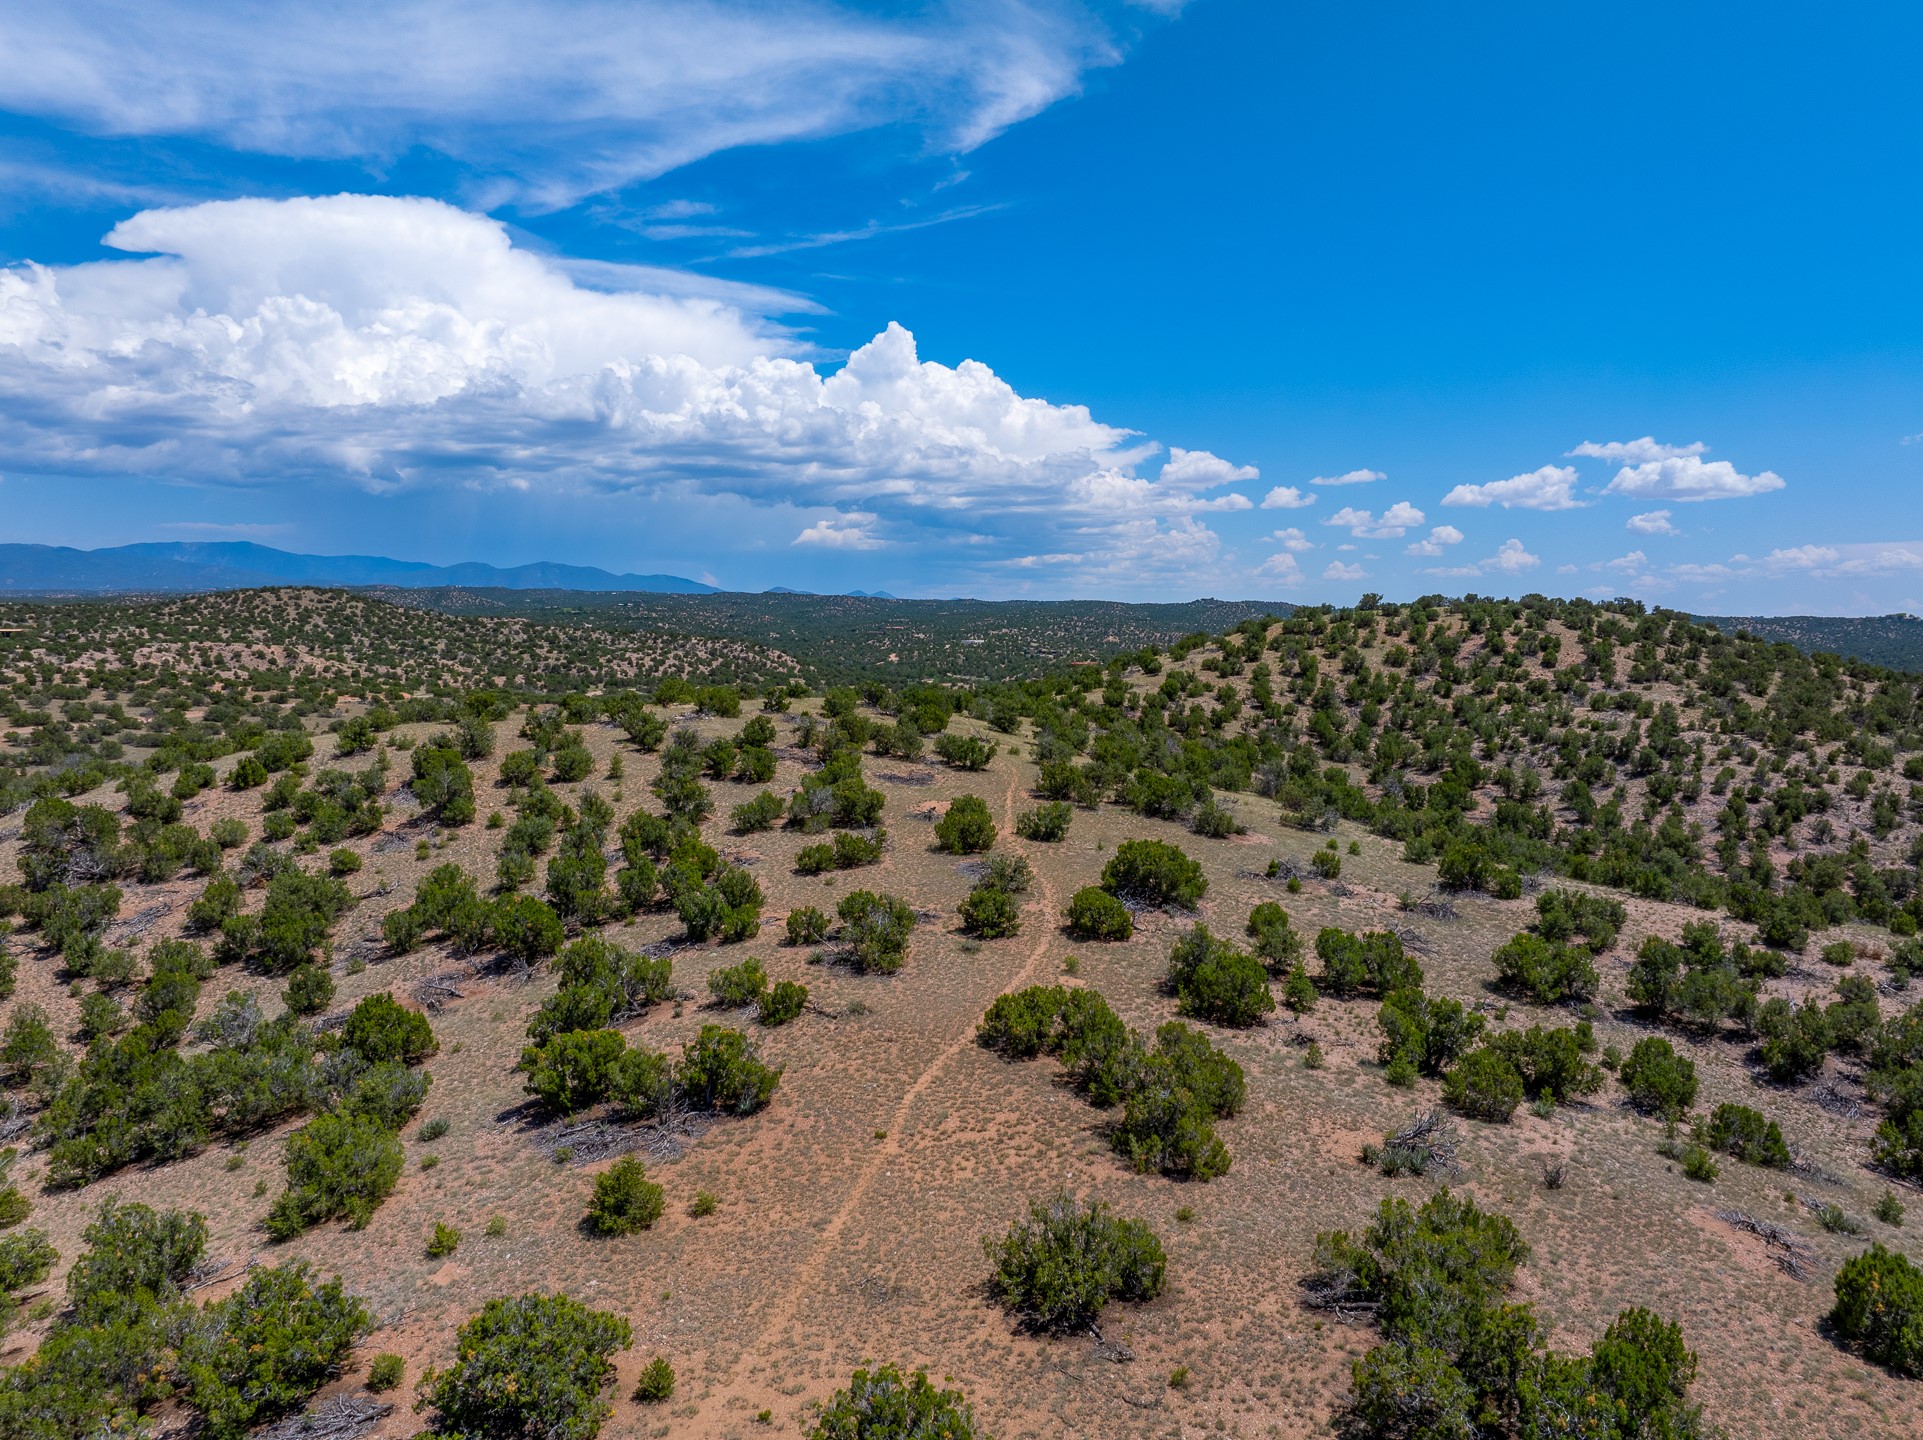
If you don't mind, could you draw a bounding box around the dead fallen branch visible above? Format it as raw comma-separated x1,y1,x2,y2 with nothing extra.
1362,1109,1462,1178
1715,1209,1816,1281
183,1256,247,1292
256,1394,395,1440
411,971,469,1013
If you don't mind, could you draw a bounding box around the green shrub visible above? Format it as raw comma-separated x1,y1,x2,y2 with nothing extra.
1443,1048,1524,1122
1281,962,1317,1014
835,890,916,973
1315,927,1423,998
1165,924,1275,1027
1482,1025,1603,1105
180,1261,373,1439
1064,886,1132,941
958,881,1022,938
367,1353,405,1392
978,986,1068,1058
1875,1189,1906,1226
933,733,996,770
421,1292,632,1440
1245,901,1303,971
607,1046,674,1121
0,1228,57,1301
759,979,808,1026
633,1355,675,1402
327,847,363,877
1015,802,1072,842
1312,1189,1528,1351
587,1156,665,1236
1101,839,1207,909
65,1198,206,1324
1376,989,1485,1077
934,794,998,854
283,963,335,1016
1663,1142,1715,1181
1490,932,1598,1003
523,1028,627,1114
1532,888,1624,952
676,1025,781,1115
983,1192,1167,1331
342,991,438,1066
493,893,566,963
1830,1243,1923,1376
409,744,476,825
1757,996,1832,1083
1698,1103,1789,1167
266,1112,404,1238
786,905,829,946
809,1365,984,1440
709,957,769,1008
1111,1023,1243,1179
1620,1037,1698,1118
1310,848,1342,880
731,791,786,834
427,1222,461,1257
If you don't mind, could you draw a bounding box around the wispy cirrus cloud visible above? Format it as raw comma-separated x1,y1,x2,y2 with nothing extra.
0,1,1173,208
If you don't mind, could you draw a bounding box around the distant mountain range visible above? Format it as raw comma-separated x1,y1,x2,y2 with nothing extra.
0,542,717,595
766,586,899,599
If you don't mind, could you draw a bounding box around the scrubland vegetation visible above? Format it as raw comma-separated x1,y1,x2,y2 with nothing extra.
0,585,1919,1437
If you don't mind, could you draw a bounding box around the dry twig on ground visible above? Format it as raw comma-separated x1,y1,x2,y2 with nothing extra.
1715,1209,1816,1280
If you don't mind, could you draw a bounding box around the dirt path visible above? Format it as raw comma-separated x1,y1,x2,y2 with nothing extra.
710,757,1056,1389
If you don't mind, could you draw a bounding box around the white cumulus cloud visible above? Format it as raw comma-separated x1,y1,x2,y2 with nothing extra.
1322,560,1368,582
1441,464,1584,511
1626,509,1679,535
1325,500,1423,539
1269,527,1314,553
1486,538,1540,574
1310,467,1383,486
1158,446,1259,490
0,193,1261,586
1568,437,1706,464
1404,523,1464,557
1602,454,1784,502
1254,551,1304,583
794,512,883,549
1259,485,1316,509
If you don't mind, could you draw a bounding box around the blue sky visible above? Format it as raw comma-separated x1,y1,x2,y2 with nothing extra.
2,0,1920,609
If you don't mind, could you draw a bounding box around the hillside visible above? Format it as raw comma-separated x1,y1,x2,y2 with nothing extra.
0,590,1919,1440
379,587,1291,685
1698,611,1923,674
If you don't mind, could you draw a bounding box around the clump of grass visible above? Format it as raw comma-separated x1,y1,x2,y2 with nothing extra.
426,1222,460,1257
690,1190,718,1218
418,1117,449,1142
367,1354,405,1392
484,1215,507,1237
1815,1202,1861,1235
1168,1365,1191,1390
634,1356,675,1402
